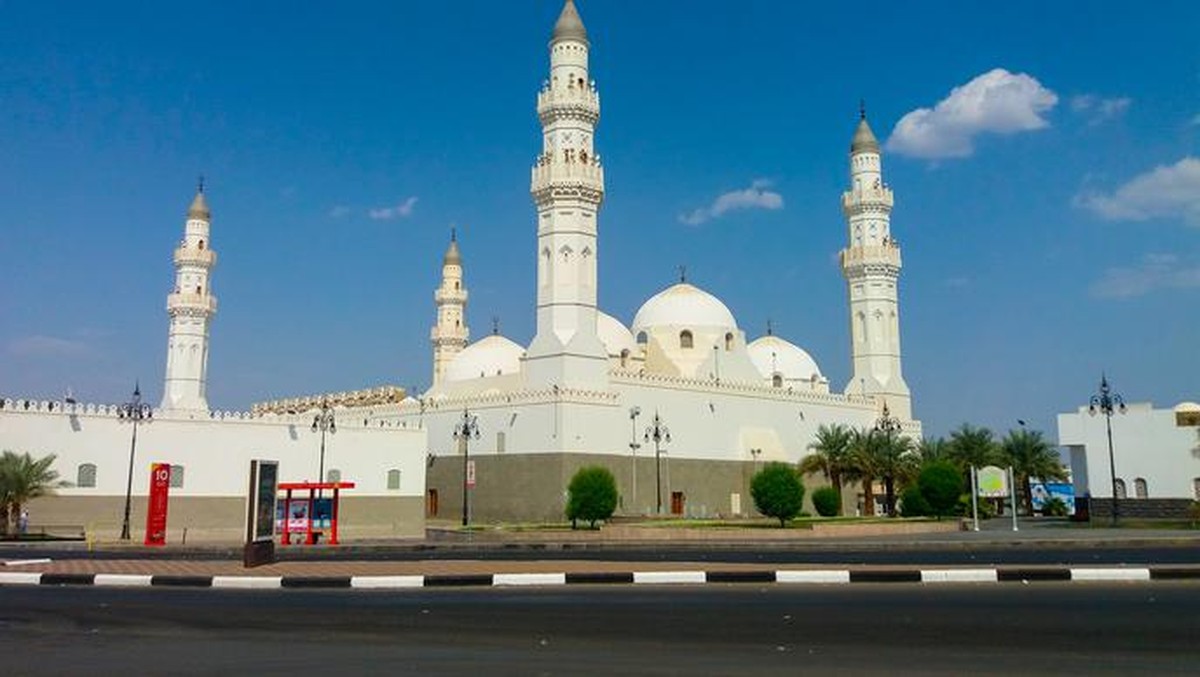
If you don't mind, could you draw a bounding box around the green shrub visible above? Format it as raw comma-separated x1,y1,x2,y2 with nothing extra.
917,462,961,518
899,484,930,517
811,486,841,517
1042,496,1069,517
565,466,618,529
751,463,805,527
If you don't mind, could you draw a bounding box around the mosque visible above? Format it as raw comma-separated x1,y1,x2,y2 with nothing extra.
1,1,920,534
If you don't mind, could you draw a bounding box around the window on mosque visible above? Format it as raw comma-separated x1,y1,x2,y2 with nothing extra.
387,469,401,490
170,465,185,488
772,374,783,388
1134,478,1148,498
76,463,97,488
1114,478,1127,499
636,331,647,344
680,330,693,349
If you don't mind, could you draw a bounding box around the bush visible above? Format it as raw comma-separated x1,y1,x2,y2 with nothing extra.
811,486,841,517
899,484,930,517
565,466,618,529
918,462,961,518
751,463,805,527
1042,496,1069,517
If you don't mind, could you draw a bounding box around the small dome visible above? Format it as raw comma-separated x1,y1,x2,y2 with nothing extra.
747,335,823,382
1174,401,1200,413
443,234,461,266
188,190,210,220
851,116,880,154
551,0,588,45
632,283,738,334
443,335,524,382
597,311,636,357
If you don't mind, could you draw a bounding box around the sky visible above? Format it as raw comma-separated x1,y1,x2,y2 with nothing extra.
1,1,1197,441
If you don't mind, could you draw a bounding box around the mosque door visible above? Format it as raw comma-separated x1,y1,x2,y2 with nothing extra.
671,491,685,516
426,489,439,517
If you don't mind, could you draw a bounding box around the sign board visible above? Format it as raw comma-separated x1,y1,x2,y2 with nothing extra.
976,466,1009,497
466,460,476,488
1030,481,1075,515
247,460,279,543
143,462,171,546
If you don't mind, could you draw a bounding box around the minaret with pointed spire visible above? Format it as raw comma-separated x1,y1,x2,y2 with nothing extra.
431,228,469,386
524,0,609,388
161,180,218,413
840,106,912,419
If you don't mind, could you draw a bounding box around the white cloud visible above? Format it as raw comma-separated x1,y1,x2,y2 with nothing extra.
368,196,418,220
1070,94,1131,125
886,68,1058,159
1075,157,1200,226
8,335,93,358
1091,253,1200,299
328,205,351,219
679,179,783,225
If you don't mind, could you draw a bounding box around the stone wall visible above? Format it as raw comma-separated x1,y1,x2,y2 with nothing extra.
1087,497,1196,519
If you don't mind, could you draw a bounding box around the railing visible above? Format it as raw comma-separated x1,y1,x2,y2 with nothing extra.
840,245,902,268
530,161,605,192
166,292,218,313
173,247,217,266
537,85,600,113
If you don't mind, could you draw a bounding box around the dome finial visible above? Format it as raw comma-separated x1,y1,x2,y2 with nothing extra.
766,318,774,336
551,0,588,45
859,99,866,120
492,316,500,336
678,264,687,283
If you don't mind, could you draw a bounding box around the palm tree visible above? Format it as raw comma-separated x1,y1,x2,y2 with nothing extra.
799,424,853,511
947,424,1000,478
1000,428,1067,514
0,451,68,537
877,434,919,517
915,436,950,466
844,429,882,517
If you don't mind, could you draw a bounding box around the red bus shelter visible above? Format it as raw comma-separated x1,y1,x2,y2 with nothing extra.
277,481,355,545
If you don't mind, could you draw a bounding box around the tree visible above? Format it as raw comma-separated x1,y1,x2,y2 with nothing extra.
899,484,930,517
1000,428,1067,514
843,429,879,517
947,424,1000,479
917,462,961,519
799,424,853,511
0,451,68,537
874,433,917,517
810,486,841,517
565,466,618,529
751,462,805,527
915,436,950,466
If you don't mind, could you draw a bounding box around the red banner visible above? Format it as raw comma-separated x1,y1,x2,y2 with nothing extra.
144,462,171,546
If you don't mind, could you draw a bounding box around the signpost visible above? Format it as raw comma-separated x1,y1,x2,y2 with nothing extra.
143,462,171,546
975,465,1019,532
244,460,279,568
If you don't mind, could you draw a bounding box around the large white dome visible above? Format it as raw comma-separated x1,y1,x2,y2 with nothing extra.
597,311,636,356
632,283,738,334
443,334,525,382
747,335,823,382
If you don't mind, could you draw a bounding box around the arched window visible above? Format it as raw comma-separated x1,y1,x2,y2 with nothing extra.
1134,478,1148,498
636,331,647,344
198,240,205,250
1194,478,1200,500
387,469,401,490
76,463,97,488
170,465,185,488
195,285,202,294
680,330,693,349
326,469,342,483
1114,478,1127,499
724,332,734,351
772,374,783,388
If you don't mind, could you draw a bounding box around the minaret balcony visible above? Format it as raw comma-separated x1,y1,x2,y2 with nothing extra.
841,186,894,211
840,245,902,269
167,292,218,314
173,247,217,267
434,288,468,303
431,327,469,341
537,87,600,122
531,161,605,196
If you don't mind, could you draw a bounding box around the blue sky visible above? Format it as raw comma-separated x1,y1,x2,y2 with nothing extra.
2,1,1197,440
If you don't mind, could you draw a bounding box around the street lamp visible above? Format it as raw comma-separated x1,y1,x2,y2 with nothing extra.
116,383,153,541
311,399,336,491
629,407,641,514
644,411,671,515
1089,374,1126,526
453,409,481,527
873,401,902,517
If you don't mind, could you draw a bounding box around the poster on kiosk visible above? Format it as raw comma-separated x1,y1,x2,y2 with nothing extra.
144,462,171,546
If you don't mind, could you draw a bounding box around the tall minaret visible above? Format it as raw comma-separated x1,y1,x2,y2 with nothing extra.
524,0,609,388
431,229,469,386
161,181,218,413
840,107,912,419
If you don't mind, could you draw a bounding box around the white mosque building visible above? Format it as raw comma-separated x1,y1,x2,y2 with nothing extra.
2,1,921,532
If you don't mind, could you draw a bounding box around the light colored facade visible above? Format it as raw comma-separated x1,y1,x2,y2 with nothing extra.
161,185,217,414
430,232,468,387
380,1,922,522
1058,400,1200,516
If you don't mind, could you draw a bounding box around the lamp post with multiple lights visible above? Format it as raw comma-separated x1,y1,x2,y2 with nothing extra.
629,406,641,513
454,409,481,527
311,399,336,491
873,401,902,517
116,383,153,541
1089,374,1126,526
644,412,671,515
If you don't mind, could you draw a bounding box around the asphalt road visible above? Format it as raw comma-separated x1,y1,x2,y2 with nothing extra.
2,583,1197,675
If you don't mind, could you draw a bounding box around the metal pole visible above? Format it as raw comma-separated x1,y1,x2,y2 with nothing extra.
1105,409,1118,526
629,411,639,514
318,426,326,486
655,437,662,515
461,432,469,527
120,418,138,541
970,465,980,532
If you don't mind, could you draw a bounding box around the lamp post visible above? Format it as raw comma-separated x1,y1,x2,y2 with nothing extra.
629,406,641,514
644,412,671,515
453,409,481,527
1089,374,1126,526
873,401,902,517
116,383,153,541
311,399,336,492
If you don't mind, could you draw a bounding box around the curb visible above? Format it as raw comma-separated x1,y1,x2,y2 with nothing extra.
2,567,1197,590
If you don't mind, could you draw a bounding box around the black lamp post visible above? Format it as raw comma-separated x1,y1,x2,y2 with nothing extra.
629,406,641,513
1089,374,1126,526
116,383,152,541
873,401,902,517
644,412,671,515
453,409,481,527
311,400,336,492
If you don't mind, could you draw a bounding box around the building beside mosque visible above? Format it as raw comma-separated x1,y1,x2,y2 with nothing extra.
1,0,922,532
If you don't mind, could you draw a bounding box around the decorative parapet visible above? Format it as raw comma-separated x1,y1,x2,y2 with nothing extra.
251,385,407,415
608,369,878,410
536,83,600,124
399,385,620,415
840,244,902,269
173,247,217,267
166,292,218,314
841,185,894,212
531,160,604,203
